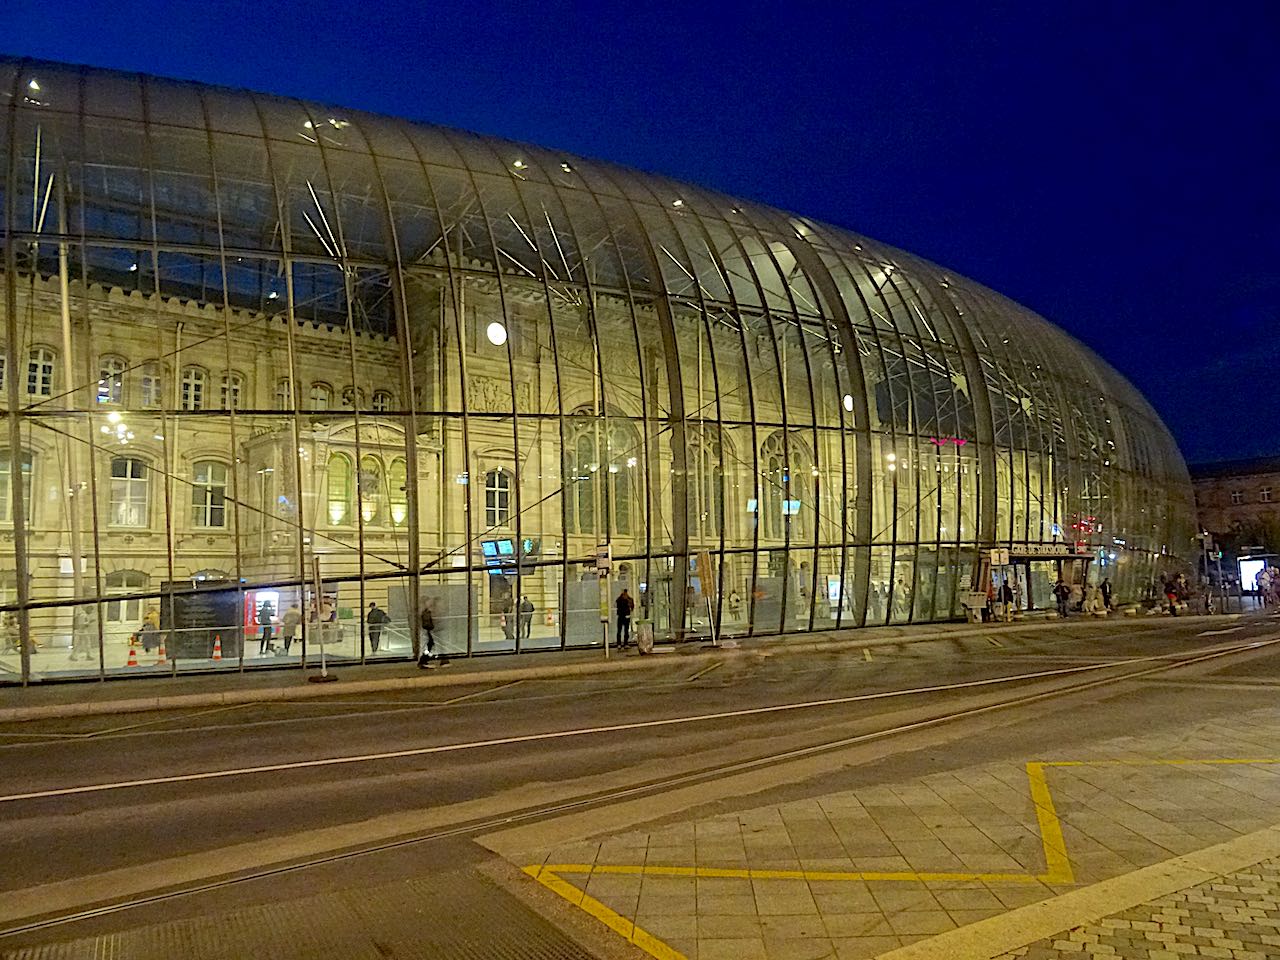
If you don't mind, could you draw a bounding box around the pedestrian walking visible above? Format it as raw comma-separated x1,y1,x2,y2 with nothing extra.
499,595,515,641
366,601,389,653
1164,578,1180,616
518,595,534,639
615,588,635,648
281,603,301,654
1101,578,1113,610
70,606,95,661
418,602,443,668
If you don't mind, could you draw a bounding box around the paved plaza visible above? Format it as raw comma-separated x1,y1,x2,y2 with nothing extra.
512,708,1280,959
996,856,1280,959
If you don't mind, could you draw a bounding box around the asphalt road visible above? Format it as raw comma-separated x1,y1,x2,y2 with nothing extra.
2,614,1278,958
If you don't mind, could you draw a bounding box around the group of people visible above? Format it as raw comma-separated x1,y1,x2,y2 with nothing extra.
1253,568,1280,608
1051,578,1113,617
495,594,537,640
253,600,307,655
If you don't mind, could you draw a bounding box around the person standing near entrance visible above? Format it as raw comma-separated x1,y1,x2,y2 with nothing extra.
615,588,634,648
1053,579,1070,618
256,599,276,655
1101,578,1113,611
999,580,1014,622
366,601,389,653
518,595,534,639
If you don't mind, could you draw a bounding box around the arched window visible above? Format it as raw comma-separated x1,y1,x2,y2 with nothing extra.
359,455,383,524
97,356,126,404
564,415,640,536
220,373,243,410
27,347,55,398
139,361,162,408
760,431,811,540
109,457,149,528
105,570,147,625
689,427,725,542
310,382,332,411
326,452,352,524
372,390,393,412
485,467,512,527
388,458,408,526
191,461,228,528
0,451,34,524
180,367,206,410
275,378,293,410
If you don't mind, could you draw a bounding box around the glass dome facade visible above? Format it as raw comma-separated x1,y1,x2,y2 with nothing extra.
0,57,1194,682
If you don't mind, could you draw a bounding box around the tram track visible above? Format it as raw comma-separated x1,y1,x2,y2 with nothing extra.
0,633,1275,941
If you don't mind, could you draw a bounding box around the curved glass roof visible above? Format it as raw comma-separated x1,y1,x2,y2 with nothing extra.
0,57,1181,472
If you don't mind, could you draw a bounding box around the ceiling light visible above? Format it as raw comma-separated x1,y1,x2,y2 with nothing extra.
672,199,684,208
560,162,572,173
512,159,527,170
486,321,508,346
27,79,39,91
842,394,854,413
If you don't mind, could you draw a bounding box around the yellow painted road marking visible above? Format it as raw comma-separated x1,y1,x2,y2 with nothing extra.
536,863,1040,884
1025,762,1075,884
863,647,873,661
524,865,687,960
987,636,1004,647
686,661,724,682
523,758,1280,959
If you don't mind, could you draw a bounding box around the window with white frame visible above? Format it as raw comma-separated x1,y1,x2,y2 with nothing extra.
485,467,512,527
1262,487,1273,503
109,457,149,527
191,461,228,527
27,347,55,398
140,362,162,408
372,390,392,412
0,451,34,524
220,373,243,410
105,570,146,624
97,356,125,404
310,382,332,411
275,378,292,410
180,368,205,411
1231,490,1244,505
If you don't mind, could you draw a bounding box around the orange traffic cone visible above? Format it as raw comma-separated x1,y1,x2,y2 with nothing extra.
126,645,139,667
212,635,223,661
155,639,167,664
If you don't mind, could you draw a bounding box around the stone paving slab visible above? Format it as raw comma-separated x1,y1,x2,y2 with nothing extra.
517,709,1280,960
994,856,1280,959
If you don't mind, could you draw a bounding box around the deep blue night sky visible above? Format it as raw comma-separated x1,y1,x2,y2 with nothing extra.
4,0,1277,465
